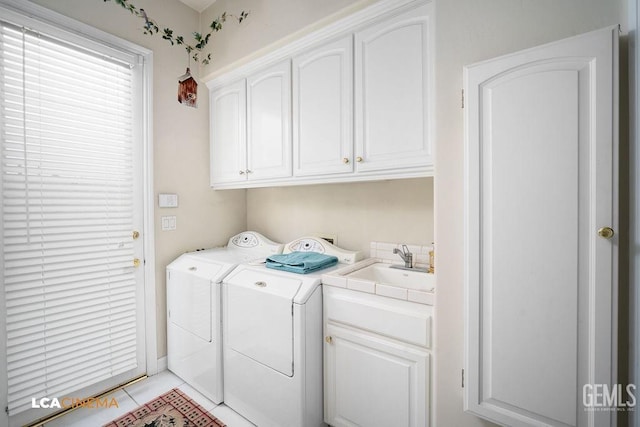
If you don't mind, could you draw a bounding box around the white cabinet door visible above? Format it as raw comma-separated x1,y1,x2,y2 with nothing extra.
324,323,429,427
210,80,247,185
464,27,618,427
354,3,433,173
246,60,292,180
293,36,353,177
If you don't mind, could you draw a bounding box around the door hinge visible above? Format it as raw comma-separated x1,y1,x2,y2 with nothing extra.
462,369,465,388
5,406,8,415
461,89,465,108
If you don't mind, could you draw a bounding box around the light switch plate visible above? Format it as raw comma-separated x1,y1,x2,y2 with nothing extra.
158,193,178,208
161,216,176,231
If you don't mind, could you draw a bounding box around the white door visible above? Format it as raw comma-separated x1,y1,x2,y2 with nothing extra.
246,60,292,180
0,9,148,426
464,27,618,427
354,3,433,173
324,324,429,427
210,80,247,185
293,36,353,177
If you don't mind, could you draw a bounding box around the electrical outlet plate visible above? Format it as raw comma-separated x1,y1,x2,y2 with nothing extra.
314,233,337,245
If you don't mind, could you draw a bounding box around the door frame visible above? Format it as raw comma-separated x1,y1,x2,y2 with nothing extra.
0,1,157,425
629,1,640,426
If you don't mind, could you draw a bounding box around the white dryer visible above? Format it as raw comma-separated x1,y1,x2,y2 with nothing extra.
222,237,361,427
166,231,283,404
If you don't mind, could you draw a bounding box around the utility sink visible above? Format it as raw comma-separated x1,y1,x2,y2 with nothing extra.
347,262,434,292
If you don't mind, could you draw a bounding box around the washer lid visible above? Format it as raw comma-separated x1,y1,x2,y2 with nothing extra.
225,267,302,300
167,255,228,279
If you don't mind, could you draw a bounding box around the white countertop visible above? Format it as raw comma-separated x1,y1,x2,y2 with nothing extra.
321,258,435,305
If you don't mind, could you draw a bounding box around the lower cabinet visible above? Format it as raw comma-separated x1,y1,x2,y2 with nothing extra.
323,287,431,427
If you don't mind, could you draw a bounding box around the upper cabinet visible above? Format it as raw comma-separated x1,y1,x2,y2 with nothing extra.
355,5,433,173
210,61,292,187
207,0,434,189
210,80,246,185
293,36,353,177
246,60,292,181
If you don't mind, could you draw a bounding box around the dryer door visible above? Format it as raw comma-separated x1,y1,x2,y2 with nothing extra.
225,269,302,376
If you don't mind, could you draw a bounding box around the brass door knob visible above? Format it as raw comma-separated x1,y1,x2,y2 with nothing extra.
597,227,615,239
325,336,333,344
132,230,140,240
133,258,141,268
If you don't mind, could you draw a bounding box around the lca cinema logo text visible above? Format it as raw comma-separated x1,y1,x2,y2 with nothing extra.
583,384,636,411
31,396,119,409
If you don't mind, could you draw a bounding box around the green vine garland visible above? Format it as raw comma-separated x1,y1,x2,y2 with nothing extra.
103,0,248,65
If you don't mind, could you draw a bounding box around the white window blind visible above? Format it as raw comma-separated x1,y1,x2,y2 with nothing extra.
1,21,139,416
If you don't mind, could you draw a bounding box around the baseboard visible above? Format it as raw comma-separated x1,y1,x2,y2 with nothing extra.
157,356,168,372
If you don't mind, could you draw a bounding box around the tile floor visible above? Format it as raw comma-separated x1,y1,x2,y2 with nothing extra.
43,370,255,427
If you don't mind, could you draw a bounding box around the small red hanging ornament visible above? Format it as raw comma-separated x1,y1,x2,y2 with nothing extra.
178,67,198,108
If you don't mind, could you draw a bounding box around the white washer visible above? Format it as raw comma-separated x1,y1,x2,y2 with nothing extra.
222,237,362,427
166,231,283,404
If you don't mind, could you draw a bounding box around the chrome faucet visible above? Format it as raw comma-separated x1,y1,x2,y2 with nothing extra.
393,245,413,268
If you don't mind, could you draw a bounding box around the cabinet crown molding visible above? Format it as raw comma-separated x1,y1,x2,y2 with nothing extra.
204,0,432,90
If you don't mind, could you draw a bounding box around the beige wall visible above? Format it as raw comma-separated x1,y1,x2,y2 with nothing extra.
247,178,434,254
29,0,247,359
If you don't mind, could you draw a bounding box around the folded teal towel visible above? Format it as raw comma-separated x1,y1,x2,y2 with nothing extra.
266,251,338,274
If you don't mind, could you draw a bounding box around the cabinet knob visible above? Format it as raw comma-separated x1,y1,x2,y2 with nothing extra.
239,170,245,175
342,157,350,164
325,336,333,344
356,156,363,163
597,226,615,239
246,169,253,174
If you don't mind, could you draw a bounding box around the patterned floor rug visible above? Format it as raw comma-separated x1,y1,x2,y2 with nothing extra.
103,388,226,427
